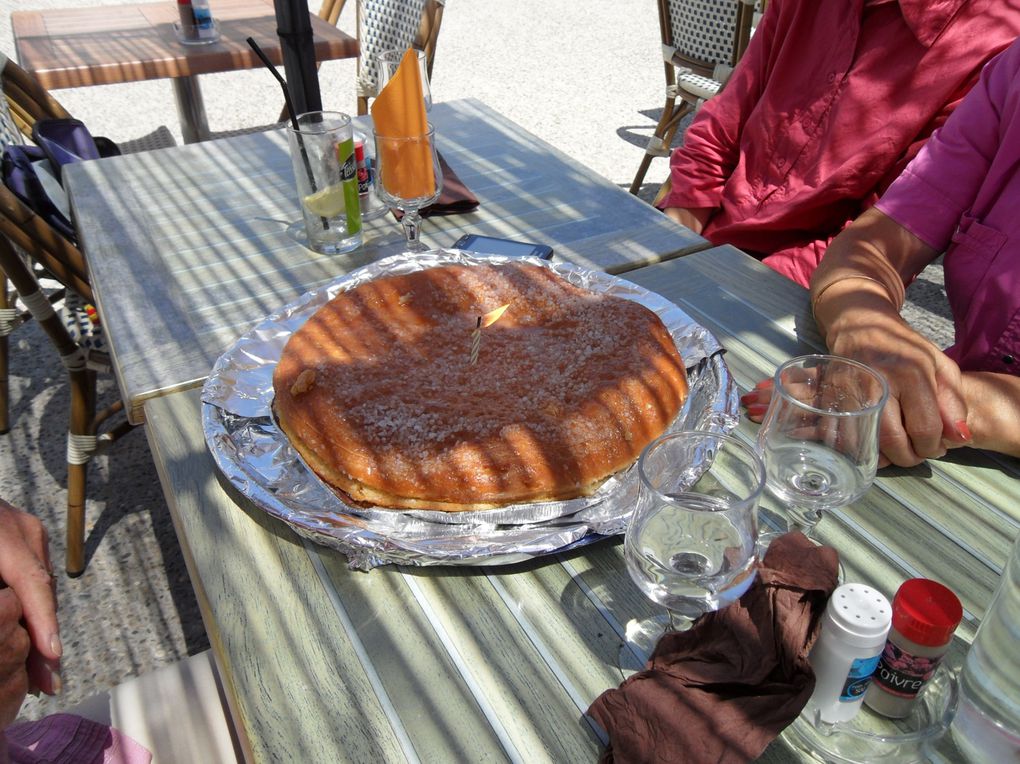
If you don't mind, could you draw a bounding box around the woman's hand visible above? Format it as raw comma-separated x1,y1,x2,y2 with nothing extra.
823,304,970,467
0,501,61,698
740,308,971,467
0,589,30,729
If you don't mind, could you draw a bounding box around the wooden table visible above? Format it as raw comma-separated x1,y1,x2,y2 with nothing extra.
142,244,1019,762
64,97,708,424
11,0,359,143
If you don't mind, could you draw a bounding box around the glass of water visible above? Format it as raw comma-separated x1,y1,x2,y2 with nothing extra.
757,355,888,535
623,431,765,660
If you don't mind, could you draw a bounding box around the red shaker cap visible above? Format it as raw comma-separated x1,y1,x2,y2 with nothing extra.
891,578,963,646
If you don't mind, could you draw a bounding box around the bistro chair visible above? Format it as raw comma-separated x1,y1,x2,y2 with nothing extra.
0,183,137,576
289,0,444,117
0,54,168,575
351,0,445,115
1,54,175,154
229,0,444,135
629,0,761,194
0,54,175,432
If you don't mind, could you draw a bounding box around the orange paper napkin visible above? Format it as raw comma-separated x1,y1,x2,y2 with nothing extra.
371,48,436,200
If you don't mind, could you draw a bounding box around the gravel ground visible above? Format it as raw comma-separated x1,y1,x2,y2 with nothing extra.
0,0,952,724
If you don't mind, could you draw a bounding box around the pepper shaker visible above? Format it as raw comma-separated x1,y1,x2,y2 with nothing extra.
864,578,962,718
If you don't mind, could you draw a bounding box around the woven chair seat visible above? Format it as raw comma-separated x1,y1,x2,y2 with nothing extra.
675,70,722,101
116,126,177,154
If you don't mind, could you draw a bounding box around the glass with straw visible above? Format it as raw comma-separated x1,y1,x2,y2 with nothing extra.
247,38,363,255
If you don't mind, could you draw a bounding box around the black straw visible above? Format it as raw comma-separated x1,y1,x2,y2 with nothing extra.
247,37,328,230
247,37,300,130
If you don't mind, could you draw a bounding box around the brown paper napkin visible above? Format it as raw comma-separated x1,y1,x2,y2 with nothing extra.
588,532,839,764
419,152,479,217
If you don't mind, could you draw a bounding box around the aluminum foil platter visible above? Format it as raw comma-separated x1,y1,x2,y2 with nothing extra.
201,250,739,570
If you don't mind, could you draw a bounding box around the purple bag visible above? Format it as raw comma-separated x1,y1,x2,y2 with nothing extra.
1,118,120,244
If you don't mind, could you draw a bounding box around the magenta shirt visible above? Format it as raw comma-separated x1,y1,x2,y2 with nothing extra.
877,37,1020,375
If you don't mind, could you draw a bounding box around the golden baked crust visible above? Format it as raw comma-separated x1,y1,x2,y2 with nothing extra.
272,263,688,510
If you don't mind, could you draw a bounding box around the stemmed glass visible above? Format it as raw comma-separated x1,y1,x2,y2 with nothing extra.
373,124,443,252
623,431,765,663
377,49,432,110
757,354,889,536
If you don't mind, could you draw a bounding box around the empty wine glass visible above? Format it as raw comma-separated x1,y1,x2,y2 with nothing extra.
757,354,889,536
623,431,765,664
377,48,432,110
373,124,443,252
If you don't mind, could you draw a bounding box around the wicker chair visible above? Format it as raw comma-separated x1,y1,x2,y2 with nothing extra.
352,0,445,115
0,54,169,575
239,0,443,133
629,0,761,194
0,183,137,576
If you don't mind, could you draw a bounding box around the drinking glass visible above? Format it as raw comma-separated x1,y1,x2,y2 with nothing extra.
623,431,765,661
757,354,889,535
377,48,432,110
373,124,443,252
287,111,363,255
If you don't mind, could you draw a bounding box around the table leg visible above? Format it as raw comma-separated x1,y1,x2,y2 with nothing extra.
172,75,210,144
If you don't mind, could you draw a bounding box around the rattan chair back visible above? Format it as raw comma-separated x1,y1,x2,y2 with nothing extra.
353,0,445,114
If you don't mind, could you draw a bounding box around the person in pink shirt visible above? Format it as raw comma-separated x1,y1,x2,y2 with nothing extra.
659,0,1020,288
743,36,1020,468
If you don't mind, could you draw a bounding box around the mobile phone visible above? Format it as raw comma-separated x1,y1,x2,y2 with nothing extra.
452,233,554,260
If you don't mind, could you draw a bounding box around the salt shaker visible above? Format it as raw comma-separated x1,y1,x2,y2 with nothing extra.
864,578,962,718
806,583,892,724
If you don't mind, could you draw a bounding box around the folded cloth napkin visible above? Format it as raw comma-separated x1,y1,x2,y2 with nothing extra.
588,532,839,764
4,713,151,764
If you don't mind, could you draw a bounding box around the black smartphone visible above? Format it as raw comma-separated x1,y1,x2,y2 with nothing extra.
452,233,554,260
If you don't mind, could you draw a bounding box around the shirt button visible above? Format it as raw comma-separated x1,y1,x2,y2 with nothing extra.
827,72,836,83
1003,355,1015,365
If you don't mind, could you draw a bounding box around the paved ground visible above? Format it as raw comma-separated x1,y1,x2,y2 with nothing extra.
1,0,953,723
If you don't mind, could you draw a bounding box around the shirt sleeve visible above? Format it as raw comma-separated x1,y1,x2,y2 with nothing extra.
875,40,1019,251
657,0,780,211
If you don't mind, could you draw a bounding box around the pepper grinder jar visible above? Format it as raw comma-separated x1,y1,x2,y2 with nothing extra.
864,578,962,718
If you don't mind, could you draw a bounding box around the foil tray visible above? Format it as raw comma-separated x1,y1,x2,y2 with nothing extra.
201,251,739,570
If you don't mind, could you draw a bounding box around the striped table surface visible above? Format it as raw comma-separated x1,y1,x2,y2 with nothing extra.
144,245,1018,763
66,98,706,425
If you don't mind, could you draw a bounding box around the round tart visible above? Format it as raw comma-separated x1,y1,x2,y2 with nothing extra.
272,262,688,510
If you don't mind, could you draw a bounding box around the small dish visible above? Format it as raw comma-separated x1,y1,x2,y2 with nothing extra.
782,663,958,763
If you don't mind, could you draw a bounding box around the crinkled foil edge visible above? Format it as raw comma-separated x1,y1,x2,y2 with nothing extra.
201,251,738,570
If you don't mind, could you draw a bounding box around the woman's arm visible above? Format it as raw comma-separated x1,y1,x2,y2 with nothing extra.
958,372,1020,457
811,208,970,466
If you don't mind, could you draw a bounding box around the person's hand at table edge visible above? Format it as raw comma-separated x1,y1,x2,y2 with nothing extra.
663,206,711,235
0,500,61,699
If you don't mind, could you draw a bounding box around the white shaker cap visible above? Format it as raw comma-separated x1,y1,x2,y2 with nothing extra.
824,583,892,647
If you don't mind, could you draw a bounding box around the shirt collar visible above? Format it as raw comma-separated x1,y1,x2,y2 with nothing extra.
897,0,967,47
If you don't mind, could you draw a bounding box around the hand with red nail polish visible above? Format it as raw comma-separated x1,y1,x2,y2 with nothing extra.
740,379,775,422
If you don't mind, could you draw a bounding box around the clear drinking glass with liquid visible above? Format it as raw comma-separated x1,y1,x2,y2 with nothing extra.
287,111,363,255
622,431,764,661
757,354,888,535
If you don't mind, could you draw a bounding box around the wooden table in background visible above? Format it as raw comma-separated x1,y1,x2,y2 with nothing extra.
11,0,359,143
143,245,1019,762
64,97,708,424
